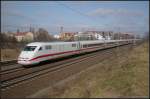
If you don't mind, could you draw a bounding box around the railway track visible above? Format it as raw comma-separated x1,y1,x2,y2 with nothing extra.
1,46,108,74
0,65,23,75
1,43,133,90
0,60,17,66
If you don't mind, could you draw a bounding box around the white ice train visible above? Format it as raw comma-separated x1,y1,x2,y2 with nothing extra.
18,39,136,65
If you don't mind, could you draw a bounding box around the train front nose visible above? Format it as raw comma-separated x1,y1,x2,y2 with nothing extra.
17,52,33,65
18,57,31,65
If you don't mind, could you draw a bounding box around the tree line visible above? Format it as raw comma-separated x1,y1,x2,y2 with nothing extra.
0,28,59,49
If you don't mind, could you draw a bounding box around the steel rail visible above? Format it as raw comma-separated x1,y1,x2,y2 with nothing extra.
1,43,133,89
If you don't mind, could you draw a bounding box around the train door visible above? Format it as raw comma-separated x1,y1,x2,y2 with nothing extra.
36,46,44,57
77,42,82,54
51,44,60,58
59,44,64,52
77,42,81,50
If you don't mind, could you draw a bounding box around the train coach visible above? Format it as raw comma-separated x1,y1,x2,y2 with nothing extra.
18,39,136,65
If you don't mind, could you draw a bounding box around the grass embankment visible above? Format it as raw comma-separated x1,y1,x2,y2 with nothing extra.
1,49,21,61
47,42,149,98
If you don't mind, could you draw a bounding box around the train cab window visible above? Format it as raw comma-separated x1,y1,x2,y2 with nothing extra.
38,47,42,51
45,45,51,50
23,46,37,51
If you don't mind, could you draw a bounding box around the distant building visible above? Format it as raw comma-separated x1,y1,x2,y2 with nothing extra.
74,31,112,41
85,31,113,40
5,32,15,37
59,31,114,41
54,34,60,39
74,33,95,41
113,32,134,39
15,32,34,42
94,33,105,40
60,32,77,41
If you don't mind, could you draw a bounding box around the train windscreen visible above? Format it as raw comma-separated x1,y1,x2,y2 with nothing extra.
23,46,37,51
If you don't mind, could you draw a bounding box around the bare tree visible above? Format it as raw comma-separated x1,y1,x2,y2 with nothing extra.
144,32,149,41
34,28,55,42
0,33,18,48
17,29,20,33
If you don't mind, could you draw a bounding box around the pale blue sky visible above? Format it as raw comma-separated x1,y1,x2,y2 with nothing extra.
1,1,149,36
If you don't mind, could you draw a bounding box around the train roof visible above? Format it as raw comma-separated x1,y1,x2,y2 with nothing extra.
27,39,135,46
27,40,106,46
27,41,78,46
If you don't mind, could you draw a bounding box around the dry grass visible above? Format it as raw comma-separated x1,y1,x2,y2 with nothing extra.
1,49,21,61
46,42,149,98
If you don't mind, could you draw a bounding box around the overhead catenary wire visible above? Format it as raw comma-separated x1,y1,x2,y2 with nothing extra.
54,1,104,27
2,2,109,33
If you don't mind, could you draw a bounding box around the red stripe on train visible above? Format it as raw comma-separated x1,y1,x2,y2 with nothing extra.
29,46,102,61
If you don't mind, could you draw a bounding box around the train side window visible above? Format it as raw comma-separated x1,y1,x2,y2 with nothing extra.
38,47,42,51
83,44,87,48
45,45,51,50
88,44,92,47
72,44,76,47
